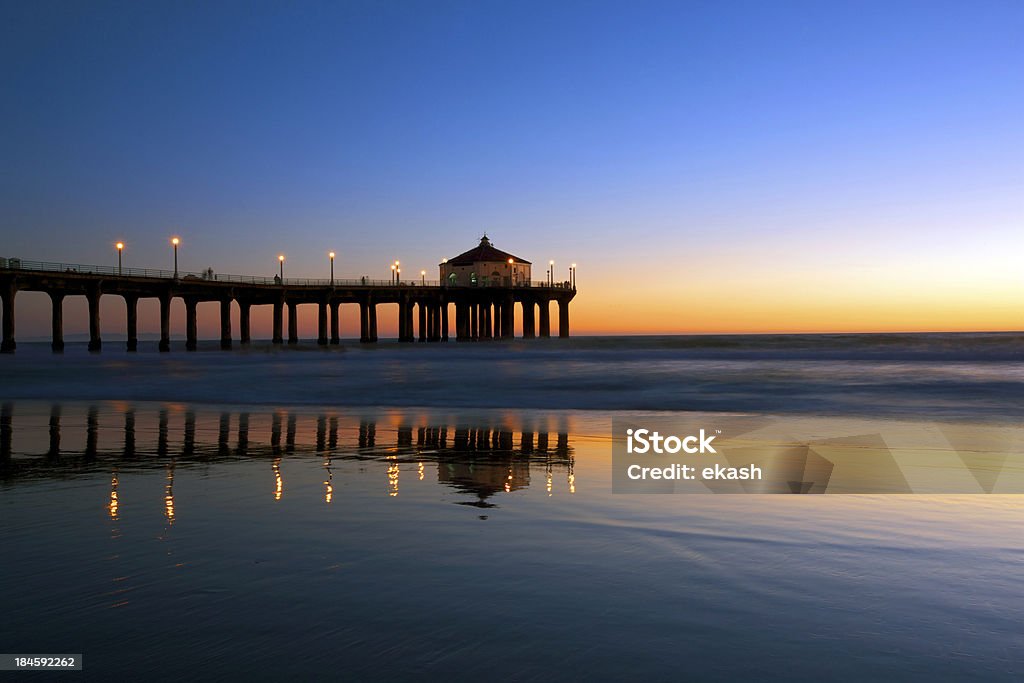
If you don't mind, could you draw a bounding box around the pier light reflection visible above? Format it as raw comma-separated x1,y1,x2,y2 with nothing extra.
324,457,333,504
387,457,399,497
164,464,175,525
0,406,576,515
273,458,283,501
109,471,119,521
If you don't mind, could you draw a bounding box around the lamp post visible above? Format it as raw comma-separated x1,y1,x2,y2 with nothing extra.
171,237,180,278
391,264,396,284
421,270,426,285
549,260,554,287
508,258,514,286
278,254,285,281
329,251,335,285
396,267,401,284
116,242,124,276
570,263,577,289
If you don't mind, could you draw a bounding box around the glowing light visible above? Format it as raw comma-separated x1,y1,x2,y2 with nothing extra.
388,460,399,497
273,458,283,501
116,242,124,251
418,462,424,481
171,237,179,246
278,254,285,262
108,473,119,520
329,252,335,259
164,465,175,525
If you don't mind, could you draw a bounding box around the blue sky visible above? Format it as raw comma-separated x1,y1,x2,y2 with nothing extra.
2,0,1022,334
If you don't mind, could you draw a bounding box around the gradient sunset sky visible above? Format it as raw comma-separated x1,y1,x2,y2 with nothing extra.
2,0,1022,338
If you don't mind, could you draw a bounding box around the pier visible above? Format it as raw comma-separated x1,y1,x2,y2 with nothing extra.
0,258,576,353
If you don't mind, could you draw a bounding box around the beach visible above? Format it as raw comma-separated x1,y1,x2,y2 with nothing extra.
1,335,1023,679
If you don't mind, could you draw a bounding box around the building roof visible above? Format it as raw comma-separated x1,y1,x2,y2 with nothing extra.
445,235,531,266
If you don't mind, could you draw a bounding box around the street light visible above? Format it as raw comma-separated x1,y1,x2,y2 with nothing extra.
329,251,335,285
391,264,396,284
570,263,577,289
116,242,124,276
421,269,426,285
549,260,554,287
508,258,514,286
171,237,180,278
278,254,285,281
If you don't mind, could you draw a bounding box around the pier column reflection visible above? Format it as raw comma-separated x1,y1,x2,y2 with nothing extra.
85,406,98,460
123,409,136,458
46,405,60,458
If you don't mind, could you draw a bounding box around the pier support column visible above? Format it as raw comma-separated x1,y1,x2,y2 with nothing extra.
427,305,437,342
441,302,449,341
418,302,427,342
272,300,283,344
0,284,14,354
454,303,465,341
481,304,492,340
287,302,298,344
470,303,478,340
220,299,232,350
359,300,369,343
87,287,102,352
558,299,570,338
239,301,251,345
522,301,535,339
330,301,340,344
503,296,514,339
159,294,171,352
124,295,138,352
539,301,551,338
368,300,378,342
49,292,64,353
493,302,502,338
404,300,416,342
317,301,328,346
185,298,198,351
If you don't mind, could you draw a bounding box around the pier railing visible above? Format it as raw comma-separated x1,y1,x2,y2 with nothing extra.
0,258,574,289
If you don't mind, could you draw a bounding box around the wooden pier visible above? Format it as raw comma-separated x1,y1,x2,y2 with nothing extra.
0,260,576,352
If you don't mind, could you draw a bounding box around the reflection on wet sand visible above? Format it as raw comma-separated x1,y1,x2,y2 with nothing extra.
0,402,575,515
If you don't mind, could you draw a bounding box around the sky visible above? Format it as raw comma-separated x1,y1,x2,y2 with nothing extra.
2,0,1022,338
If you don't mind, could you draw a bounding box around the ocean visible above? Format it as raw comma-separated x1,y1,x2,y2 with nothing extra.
1,333,1022,680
